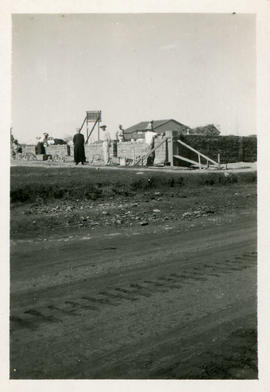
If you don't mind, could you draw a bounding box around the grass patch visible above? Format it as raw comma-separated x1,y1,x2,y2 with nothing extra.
10,167,257,203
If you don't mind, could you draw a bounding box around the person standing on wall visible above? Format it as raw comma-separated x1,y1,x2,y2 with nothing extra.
145,120,157,166
43,132,49,147
101,125,111,165
117,124,125,143
35,136,45,154
73,128,86,165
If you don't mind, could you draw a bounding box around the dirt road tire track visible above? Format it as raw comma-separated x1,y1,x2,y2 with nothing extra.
10,216,257,379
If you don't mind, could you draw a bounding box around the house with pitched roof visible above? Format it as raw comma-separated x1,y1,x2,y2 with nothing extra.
123,119,190,141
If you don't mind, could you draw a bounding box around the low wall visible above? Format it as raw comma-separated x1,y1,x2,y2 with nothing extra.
22,145,36,155
19,140,168,165
84,143,104,163
46,145,70,158
84,143,118,163
117,142,149,162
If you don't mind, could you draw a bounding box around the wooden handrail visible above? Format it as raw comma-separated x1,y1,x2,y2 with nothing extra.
177,139,218,166
174,154,207,168
133,137,168,166
79,115,87,132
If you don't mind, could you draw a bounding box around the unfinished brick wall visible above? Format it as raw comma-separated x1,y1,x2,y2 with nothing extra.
45,145,70,158
19,135,256,166
22,145,36,154
84,142,155,164
117,142,149,162
84,143,104,163
16,144,37,160
19,140,167,164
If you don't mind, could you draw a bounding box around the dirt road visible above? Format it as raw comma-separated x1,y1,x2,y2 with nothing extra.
10,213,257,379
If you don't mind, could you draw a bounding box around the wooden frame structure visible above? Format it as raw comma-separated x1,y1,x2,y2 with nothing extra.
175,139,219,169
132,130,221,169
78,111,102,144
133,137,168,167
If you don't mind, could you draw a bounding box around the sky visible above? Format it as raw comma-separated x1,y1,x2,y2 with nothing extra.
12,13,256,143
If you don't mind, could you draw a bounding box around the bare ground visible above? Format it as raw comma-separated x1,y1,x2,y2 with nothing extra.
10,165,257,379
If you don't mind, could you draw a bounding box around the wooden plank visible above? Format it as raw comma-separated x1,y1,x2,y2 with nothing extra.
174,154,208,168
79,115,87,132
169,135,174,167
165,131,174,166
85,114,101,144
177,139,218,166
133,137,168,166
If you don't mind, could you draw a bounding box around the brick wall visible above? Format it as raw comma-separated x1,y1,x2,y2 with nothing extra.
46,145,70,158
20,140,168,164
85,141,164,164
117,141,149,162
85,143,104,163
22,145,36,154
20,135,256,165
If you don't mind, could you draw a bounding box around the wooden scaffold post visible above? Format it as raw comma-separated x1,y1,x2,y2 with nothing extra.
166,130,174,167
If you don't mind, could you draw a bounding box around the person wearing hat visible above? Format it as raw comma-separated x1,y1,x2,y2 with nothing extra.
42,132,49,147
73,128,86,165
101,125,111,165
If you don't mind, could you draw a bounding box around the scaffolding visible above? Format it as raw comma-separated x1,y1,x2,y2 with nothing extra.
78,111,102,144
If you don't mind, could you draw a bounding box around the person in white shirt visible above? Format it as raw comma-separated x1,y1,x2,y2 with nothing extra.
47,137,55,145
101,125,111,165
117,124,125,142
42,132,49,146
145,121,157,165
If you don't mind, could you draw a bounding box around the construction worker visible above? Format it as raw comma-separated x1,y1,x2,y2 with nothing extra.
42,132,49,146
117,124,125,142
101,125,111,165
35,136,45,154
145,121,157,165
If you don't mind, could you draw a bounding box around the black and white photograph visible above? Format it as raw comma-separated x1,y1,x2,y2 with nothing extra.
2,0,270,388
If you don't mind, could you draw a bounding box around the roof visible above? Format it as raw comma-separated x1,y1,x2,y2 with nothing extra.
124,119,189,134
